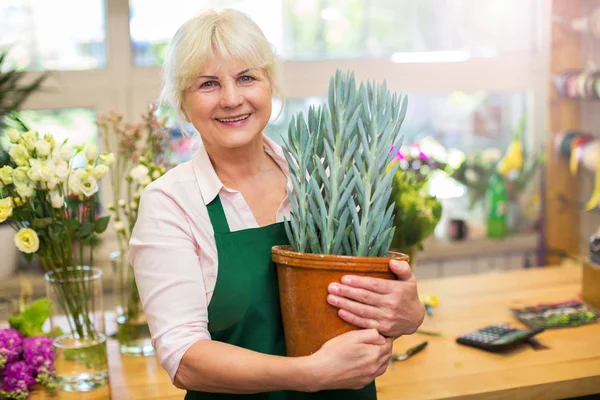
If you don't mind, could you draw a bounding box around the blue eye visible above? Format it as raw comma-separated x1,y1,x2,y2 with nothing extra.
200,81,216,89
240,75,255,83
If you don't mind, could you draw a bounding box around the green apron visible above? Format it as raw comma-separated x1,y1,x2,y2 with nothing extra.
185,196,377,399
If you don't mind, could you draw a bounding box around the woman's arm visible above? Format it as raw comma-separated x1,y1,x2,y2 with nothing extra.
175,328,392,393
174,339,315,393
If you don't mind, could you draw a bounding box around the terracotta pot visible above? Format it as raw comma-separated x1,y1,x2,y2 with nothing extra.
272,245,409,357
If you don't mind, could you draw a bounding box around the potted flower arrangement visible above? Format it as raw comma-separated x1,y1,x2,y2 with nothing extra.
0,129,113,392
272,70,409,357
0,48,47,279
388,168,442,266
97,104,169,356
496,116,540,233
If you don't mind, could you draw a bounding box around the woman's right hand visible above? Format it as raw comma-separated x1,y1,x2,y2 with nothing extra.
308,328,393,391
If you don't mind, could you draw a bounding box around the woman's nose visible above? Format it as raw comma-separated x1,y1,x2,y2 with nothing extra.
220,83,243,109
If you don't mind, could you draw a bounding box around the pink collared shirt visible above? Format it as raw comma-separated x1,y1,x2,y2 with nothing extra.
129,134,292,382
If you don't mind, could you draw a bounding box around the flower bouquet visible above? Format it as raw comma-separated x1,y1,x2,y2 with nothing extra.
97,104,169,356
0,129,113,392
0,329,57,400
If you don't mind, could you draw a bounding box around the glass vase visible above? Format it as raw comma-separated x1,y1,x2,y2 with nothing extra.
45,266,108,392
110,250,154,356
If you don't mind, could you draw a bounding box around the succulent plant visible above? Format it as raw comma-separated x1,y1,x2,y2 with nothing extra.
282,69,407,257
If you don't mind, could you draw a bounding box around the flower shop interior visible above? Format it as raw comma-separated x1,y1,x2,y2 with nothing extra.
1,0,600,399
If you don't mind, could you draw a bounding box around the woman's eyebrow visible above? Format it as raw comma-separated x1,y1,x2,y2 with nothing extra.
197,69,252,80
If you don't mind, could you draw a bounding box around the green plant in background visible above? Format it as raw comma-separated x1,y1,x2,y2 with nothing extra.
388,169,442,255
282,69,406,256
449,147,502,209
0,48,48,168
497,115,540,198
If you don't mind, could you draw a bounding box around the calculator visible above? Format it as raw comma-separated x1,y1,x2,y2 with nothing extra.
456,324,545,352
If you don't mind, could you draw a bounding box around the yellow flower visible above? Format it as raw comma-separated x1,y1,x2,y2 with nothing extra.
0,198,14,222
14,228,39,254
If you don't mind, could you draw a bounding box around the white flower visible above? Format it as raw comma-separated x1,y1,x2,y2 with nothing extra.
151,170,161,180
118,199,126,207
129,165,149,183
54,162,70,181
48,190,65,208
92,165,108,179
0,198,14,223
12,167,29,186
20,131,37,151
7,129,20,143
59,144,73,162
16,183,34,199
85,144,98,162
46,178,58,190
139,175,151,186
28,159,54,182
35,140,51,157
113,221,126,232
9,145,30,167
99,153,115,166
133,190,142,201
80,174,98,198
0,166,14,185
130,201,138,210
68,169,86,196
14,228,39,254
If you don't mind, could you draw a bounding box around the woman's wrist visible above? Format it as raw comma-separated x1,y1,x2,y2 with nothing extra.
286,354,324,392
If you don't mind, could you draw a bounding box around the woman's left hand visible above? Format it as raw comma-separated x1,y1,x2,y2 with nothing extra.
326,260,425,338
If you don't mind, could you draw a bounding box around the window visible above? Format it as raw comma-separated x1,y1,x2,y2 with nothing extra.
130,0,540,66
0,0,107,70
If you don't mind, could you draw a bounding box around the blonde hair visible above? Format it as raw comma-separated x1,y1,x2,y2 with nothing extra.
159,8,282,135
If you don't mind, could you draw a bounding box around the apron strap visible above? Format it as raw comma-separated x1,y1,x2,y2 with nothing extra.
206,196,231,234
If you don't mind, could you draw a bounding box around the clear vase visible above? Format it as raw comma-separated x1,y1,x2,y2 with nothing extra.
45,266,108,392
110,250,154,356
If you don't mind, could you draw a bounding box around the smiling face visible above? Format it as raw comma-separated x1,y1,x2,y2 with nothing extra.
181,57,273,152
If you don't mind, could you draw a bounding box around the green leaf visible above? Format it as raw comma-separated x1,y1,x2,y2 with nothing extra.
32,217,53,229
94,216,110,234
8,297,51,337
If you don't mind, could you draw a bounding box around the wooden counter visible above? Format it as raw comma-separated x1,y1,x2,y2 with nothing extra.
31,265,600,399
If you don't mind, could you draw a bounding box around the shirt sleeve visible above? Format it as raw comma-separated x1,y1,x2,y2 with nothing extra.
129,182,211,383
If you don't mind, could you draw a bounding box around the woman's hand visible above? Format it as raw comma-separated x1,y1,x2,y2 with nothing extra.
326,260,425,338
308,328,393,391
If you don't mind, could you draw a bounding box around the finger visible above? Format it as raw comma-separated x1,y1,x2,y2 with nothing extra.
338,308,379,331
327,293,381,319
339,275,394,294
375,358,390,377
344,328,383,345
389,260,415,282
328,283,386,307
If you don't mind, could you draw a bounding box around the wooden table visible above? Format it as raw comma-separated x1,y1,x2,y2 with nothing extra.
32,265,600,399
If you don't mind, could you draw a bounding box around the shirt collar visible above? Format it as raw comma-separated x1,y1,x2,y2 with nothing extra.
192,134,291,206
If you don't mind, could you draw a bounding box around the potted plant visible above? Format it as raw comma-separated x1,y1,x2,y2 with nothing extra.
97,104,169,356
0,129,114,392
272,70,409,357
388,168,442,266
0,48,47,279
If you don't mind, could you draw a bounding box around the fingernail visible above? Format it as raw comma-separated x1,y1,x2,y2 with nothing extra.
329,283,339,294
341,276,352,284
327,294,338,305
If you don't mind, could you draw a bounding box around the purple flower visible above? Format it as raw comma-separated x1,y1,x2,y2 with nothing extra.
0,329,23,370
22,336,53,375
2,360,35,400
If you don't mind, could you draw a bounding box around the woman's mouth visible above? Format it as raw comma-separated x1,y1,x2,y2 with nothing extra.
216,114,251,124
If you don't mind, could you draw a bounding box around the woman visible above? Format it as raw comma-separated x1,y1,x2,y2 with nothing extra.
130,8,425,399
